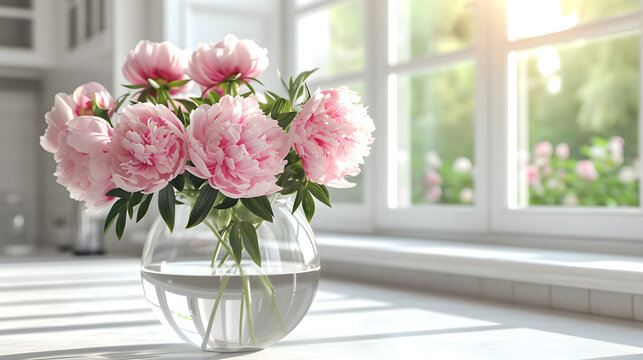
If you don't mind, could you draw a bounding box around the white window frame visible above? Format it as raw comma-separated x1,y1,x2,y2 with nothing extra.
288,0,643,243
490,1,643,241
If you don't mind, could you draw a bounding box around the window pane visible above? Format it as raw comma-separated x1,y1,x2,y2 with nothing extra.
294,0,321,7
394,0,475,63
0,17,31,48
514,33,639,207
508,0,639,40
395,62,475,207
0,0,31,8
295,0,365,79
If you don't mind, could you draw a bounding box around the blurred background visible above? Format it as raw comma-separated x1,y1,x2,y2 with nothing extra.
0,0,641,256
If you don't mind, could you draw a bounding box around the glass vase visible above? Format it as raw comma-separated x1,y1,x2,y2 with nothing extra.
141,194,319,352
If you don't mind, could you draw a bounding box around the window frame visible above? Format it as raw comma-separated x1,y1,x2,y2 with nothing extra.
288,0,643,242
489,1,643,240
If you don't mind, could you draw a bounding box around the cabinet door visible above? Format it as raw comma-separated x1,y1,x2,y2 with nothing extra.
0,83,39,245
0,0,55,67
164,0,284,91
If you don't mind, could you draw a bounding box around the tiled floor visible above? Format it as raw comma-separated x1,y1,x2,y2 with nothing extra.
1,257,643,359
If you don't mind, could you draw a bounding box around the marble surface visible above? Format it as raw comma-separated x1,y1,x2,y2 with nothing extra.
1,257,643,359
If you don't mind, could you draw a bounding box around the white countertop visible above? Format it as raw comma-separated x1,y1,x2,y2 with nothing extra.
1,256,643,359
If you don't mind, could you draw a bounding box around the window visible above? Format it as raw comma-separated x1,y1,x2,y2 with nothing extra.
292,0,373,231
290,0,643,241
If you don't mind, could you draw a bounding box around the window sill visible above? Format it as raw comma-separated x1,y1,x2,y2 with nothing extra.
316,233,643,295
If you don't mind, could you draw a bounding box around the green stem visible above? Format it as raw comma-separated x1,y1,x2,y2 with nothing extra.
238,290,245,345
217,253,230,267
258,275,285,329
243,276,257,345
204,219,237,263
200,275,230,349
210,241,222,268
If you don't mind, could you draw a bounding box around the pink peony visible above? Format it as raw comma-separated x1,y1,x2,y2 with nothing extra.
53,116,114,211
72,82,115,117
556,168,567,178
607,136,625,165
534,141,553,158
186,34,269,91
555,142,569,160
110,103,188,193
424,171,442,186
40,82,115,154
425,186,442,202
40,93,74,154
292,87,375,188
122,40,191,94
576,160,598,182
186,95,289,198
526,165,540,186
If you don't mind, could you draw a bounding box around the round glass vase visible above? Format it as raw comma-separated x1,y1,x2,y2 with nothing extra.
141,194,319,352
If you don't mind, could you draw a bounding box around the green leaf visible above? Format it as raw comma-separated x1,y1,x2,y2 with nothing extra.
170,175,185,192
136,193,153,222
176,99,198,112
122,84,146,89
130,191,144,206
304,83,312,101
157,87,170,106
186,185,219,228
240,196,273,222
104,198,127,235
115,92,130,112
167,79,191,88
266,90,281,100
128,191,144,219
188,173,207,190
245,82,256,95
307,182,331,207
243,77,264,86
229,223,243,263
147,78,161,89
116,207,127,240
276,112,297,129
214,195,238,209
190,97,205,106
293,68,318,91
127,201,134,219
105,188,131,198
292,188,304,214
271,98,291,117
302,189,315,222
158,184,176,232
239,222,261,267
208,91,220,104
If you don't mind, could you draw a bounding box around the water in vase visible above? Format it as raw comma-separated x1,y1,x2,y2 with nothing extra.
141,260,319,351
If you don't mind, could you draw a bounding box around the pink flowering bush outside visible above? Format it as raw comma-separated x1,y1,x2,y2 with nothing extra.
40,34,374,264
186,95,289,198
419,152,474,204
523,137,638,206
292,87,375,188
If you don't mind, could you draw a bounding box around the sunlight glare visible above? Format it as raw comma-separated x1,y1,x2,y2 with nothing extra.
507,0,578,40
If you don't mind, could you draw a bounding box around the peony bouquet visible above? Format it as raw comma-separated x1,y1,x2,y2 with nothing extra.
40,34,375,265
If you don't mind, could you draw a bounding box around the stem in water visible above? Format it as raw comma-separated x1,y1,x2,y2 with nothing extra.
200,275,230,349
